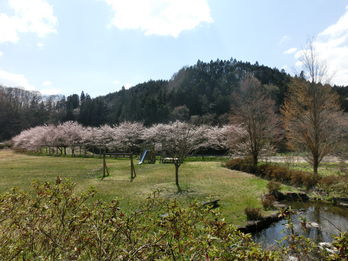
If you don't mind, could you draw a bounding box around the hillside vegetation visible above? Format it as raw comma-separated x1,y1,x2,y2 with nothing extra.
1,59,348,141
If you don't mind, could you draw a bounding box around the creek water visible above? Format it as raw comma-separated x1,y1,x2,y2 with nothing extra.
253,202,348,248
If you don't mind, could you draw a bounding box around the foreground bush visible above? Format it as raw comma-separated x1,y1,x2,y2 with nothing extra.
0,178,280,260
1,179,346,260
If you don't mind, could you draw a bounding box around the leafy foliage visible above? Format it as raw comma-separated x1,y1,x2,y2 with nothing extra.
0,178,281,260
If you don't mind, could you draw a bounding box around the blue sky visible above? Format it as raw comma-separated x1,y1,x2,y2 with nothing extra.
0,0,348,97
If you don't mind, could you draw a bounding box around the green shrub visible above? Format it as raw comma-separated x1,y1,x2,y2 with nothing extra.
0,179,344,260
244,207,262,221
0,178,280,260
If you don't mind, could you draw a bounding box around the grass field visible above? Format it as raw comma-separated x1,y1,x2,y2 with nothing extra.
0,149,296,225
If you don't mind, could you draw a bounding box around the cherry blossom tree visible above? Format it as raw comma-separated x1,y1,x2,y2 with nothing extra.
194,124,244,154
12,121,243,177
110,122,144,152
93,125,115,153
57,121,84,156
153,121,201,192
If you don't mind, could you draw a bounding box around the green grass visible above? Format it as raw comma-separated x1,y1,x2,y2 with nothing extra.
0,150,295,225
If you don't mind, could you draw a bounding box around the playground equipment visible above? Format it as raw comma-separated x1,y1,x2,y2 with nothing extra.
138,150,156,164
102,153,136,181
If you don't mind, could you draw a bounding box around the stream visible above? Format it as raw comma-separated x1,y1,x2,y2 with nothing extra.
253,202,348,248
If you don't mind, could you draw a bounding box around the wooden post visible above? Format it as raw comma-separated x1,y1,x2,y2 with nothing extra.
101,152,136,181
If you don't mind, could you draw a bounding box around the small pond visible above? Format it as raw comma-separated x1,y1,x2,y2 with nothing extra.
253,202,348,248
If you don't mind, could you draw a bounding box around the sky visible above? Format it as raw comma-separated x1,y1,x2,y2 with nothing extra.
0,0,348,97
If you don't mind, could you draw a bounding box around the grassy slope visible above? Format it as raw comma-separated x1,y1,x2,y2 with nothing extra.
0,150,291,225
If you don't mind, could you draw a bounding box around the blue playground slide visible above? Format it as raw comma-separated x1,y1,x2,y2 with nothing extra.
138,150,148,164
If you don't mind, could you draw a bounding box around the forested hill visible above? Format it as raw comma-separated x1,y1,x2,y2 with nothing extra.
90,59,348,125
1,58,348,141
102,59,292,126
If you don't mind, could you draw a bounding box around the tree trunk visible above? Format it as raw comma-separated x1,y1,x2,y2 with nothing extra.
174,163,181,192
313,156,319,175
252,152,258,167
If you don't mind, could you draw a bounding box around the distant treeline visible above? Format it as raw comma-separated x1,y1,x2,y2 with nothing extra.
1,58,348,141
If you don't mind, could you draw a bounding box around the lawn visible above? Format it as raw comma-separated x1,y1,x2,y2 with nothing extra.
0,149,293,225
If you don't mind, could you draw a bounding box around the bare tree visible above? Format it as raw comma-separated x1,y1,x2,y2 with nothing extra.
282,41,345,174
230,75,279,166
300,39,331,84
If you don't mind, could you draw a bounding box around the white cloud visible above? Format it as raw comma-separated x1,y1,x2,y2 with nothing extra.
37,42,45,48
0,0,57,44
0,51,3,57
104,0,213,37
283,47,297,55
0,70,61,95
42,80,52,86
294,5,348,85
0,69,36,90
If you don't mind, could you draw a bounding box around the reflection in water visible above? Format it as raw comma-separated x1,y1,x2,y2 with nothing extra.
253,202,348,248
